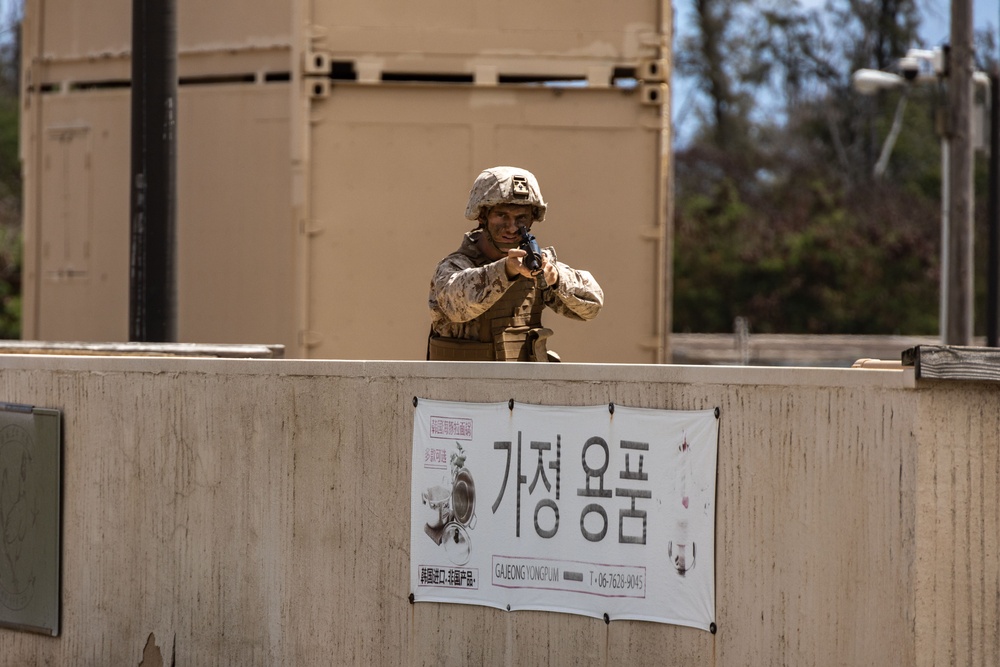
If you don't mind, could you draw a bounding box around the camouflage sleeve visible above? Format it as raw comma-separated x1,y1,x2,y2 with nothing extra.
543,261,604,321
429,253,514,325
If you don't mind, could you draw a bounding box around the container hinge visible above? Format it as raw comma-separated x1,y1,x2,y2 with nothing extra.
637,31,668,50
637,337,663,352
640,227,664,241
640,116,668,130
298,330,323,349
306,25,329,43
300,219,325,237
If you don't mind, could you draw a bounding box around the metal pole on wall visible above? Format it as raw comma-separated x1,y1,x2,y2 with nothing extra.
129,0,177,342
945,0,974,345
940,135,950,340
988,70,1000,346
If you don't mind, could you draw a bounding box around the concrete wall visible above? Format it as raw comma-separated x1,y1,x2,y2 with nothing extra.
0,355,996,665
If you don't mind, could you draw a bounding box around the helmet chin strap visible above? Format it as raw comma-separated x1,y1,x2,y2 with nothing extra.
480,219,514,257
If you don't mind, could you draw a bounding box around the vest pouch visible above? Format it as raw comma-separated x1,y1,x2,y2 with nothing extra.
428,336,496,361
528,327,554,363
495,326,553,362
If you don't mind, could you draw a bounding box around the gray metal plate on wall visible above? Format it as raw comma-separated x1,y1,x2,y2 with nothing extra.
0,403,61,636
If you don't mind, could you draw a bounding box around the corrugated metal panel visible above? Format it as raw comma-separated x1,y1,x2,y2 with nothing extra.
26,0,291,86
24,83,295,347
21,0,671,362
176,85,296,348
32,92,130,341
304,83,665,362
32,0,290,61
311,0,663,77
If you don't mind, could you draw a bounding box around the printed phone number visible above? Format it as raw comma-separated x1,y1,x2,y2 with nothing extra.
590,570,645,592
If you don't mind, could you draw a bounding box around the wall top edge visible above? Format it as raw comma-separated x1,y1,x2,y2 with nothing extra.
0,354,917,390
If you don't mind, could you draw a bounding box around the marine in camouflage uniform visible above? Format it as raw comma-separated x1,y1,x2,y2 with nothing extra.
428,166,603,361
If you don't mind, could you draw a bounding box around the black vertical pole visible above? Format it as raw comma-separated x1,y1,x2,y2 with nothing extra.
988,70,1000,346
945,0,975,345
130,0,177,342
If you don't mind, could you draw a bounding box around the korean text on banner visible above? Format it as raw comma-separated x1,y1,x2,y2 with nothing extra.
409,399,719,630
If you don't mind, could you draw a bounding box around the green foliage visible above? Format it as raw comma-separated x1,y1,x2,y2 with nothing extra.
671,0,978,336
0,10,19,340
673,136,941,335
0,223,19,338
0,95,20,198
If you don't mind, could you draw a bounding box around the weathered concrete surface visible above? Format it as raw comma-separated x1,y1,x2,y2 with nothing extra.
0,355,993,666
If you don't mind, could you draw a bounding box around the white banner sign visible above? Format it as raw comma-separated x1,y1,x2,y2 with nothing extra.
410,399,718,630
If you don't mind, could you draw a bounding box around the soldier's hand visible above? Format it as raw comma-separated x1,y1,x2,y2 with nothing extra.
505,249,557,287
539,254,558,287
504,248,530,280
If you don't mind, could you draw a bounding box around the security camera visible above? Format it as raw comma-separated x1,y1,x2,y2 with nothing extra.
898,56,920,81
851,69,905,95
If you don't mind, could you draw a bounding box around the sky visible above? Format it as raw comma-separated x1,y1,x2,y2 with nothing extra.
671,0,1000,145
0,0,19,44
921,0,998,46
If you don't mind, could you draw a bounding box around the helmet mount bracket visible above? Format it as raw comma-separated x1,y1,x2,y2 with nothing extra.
511,175,530,199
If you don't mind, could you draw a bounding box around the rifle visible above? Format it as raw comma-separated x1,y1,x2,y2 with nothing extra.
518,225,547,289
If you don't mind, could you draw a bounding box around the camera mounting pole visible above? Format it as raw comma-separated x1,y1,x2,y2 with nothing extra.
944,0,975,345
853,3,979,346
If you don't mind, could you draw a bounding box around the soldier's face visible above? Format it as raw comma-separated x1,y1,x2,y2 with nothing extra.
484,204,534,250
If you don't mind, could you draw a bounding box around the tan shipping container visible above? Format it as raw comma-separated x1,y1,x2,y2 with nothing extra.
21,0,672,362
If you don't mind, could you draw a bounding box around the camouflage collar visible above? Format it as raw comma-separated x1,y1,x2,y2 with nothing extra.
458,228,487,261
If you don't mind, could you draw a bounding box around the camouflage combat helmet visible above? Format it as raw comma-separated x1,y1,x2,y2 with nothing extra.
464,166,547,223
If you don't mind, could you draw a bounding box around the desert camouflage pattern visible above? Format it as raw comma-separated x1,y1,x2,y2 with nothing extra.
464,166,548,222
429,229,604,340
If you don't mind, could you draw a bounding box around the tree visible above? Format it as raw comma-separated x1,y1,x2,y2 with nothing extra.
0,0,19,339
672,0,952,336
675,0,763,151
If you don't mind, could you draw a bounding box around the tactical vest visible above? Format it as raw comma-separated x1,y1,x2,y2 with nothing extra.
428,276,554,362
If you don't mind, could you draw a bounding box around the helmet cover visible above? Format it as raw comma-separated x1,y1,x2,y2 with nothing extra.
464,166,547,222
